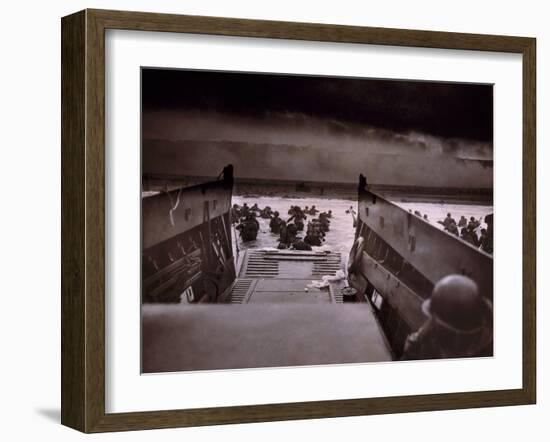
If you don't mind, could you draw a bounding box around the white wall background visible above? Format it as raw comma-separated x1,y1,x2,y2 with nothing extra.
0,0,547,440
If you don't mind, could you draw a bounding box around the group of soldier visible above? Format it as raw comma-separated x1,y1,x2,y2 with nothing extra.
231,203,262,242
232,202,333,250
439,212,493,254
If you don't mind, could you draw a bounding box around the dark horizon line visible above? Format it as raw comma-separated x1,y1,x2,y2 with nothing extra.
142,173,494,193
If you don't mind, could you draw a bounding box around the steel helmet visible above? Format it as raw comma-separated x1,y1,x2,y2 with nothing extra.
422,274,490,334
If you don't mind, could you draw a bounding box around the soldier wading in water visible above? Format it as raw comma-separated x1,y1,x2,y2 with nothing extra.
269,211,283,234
236,213,260,242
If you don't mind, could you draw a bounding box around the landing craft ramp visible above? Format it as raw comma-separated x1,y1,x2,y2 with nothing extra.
221,249,344,303
140,167,393,372
142,248,393,372
142,304,393,372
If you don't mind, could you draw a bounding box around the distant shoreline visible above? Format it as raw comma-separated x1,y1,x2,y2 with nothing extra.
142,174,493,205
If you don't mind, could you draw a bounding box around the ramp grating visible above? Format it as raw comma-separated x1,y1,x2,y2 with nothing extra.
227,279,254,304
312,252,342,276
242,251,280,278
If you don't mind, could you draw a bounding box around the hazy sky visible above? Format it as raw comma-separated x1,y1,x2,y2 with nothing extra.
141,68,493,187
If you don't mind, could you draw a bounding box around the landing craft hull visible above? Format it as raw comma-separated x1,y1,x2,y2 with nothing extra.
141,167,395,371
348,176,493,356
142,166,236,303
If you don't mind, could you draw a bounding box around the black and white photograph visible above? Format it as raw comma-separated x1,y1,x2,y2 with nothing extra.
141,68,494,373
1,0,543,438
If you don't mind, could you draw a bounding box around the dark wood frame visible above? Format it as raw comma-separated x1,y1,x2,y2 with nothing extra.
61,8,536,433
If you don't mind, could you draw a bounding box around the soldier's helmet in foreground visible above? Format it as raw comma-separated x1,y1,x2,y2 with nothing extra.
423,275,490,334
403,274,494,359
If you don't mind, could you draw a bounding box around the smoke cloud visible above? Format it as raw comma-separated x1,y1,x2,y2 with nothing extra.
143,110,493,188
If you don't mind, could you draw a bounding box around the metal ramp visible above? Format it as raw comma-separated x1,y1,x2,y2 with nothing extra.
142,250,394,373
313,252,342,276
225,278,255,304
239,249,342,279
143,303,394,372
223,249,345,304
241,250,280,278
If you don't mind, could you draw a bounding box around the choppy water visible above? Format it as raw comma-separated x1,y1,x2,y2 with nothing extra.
232,196,493,265
232,196,357,257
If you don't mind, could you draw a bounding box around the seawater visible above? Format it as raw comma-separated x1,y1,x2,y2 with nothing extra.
232,195,493,266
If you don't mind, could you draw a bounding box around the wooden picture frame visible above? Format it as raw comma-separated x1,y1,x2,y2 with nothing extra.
61,9,536,433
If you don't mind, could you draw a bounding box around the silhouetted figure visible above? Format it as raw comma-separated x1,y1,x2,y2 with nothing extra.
482,214,494,254
304,230,323,246
277,221,288,249
286,222,298,240
278,221,298,248
442,213,456,229
292,239,312,251
288,206,307,231
269,211,283,234
260,206,273,218
236,214,259,242
460,227,479,246
468,216,481,231
479,228,491,253
318,212,331,232
231,204,241,224
447,222,459,236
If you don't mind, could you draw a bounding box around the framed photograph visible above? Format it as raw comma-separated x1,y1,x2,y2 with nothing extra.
61,9,536,432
